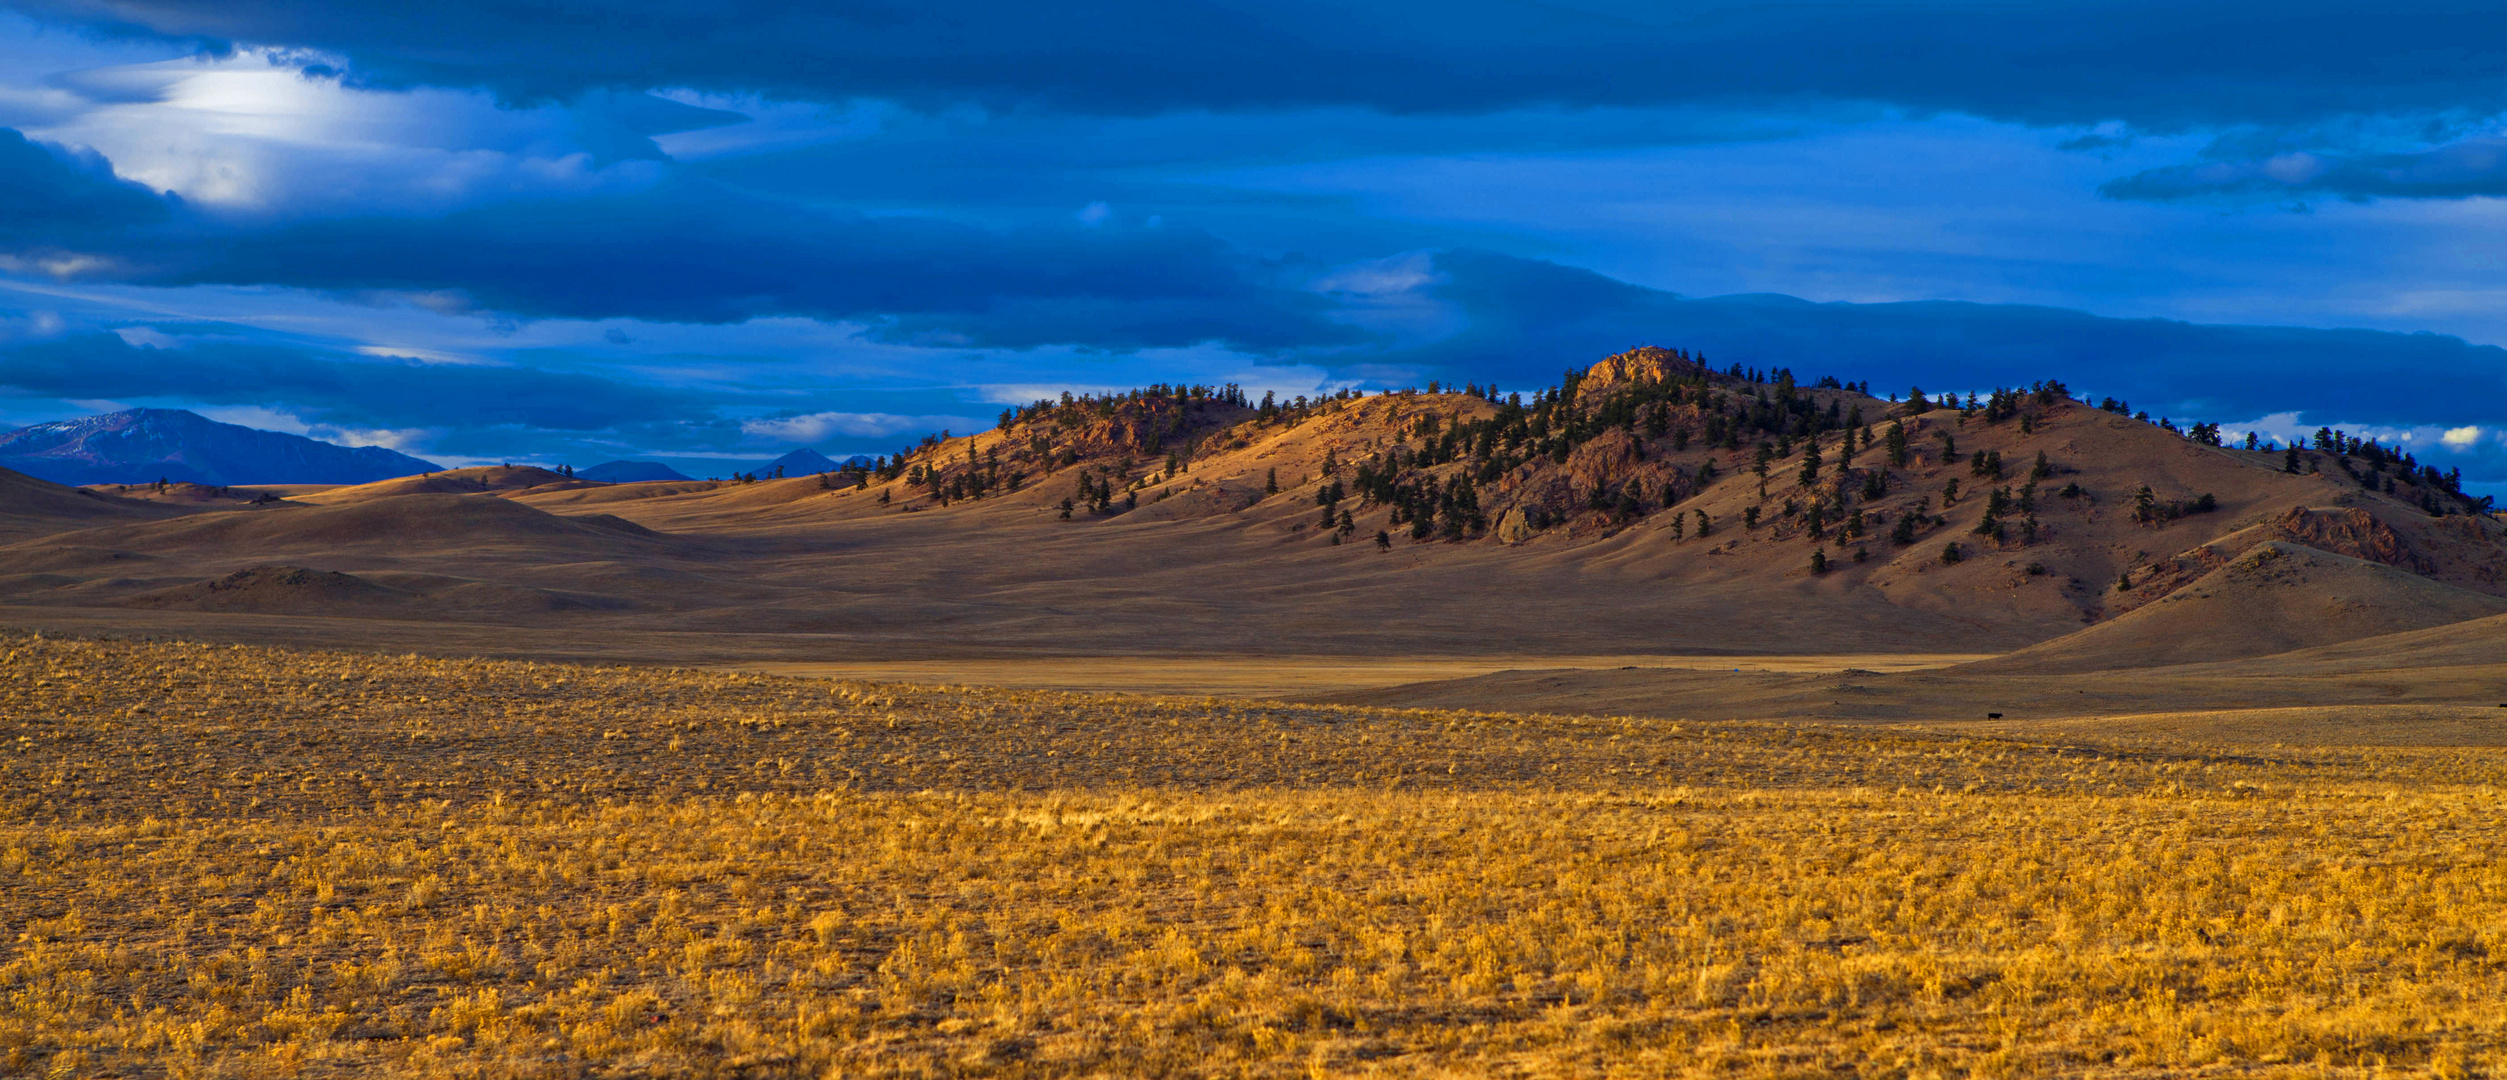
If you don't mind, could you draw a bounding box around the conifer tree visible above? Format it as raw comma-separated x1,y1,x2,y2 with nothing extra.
1810,548,1829,573
1799,439,1823,488
1694,509,1711,537
1886,420,1909,466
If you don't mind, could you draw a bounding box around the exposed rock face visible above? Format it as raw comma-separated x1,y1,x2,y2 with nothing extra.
1581,346,1704,390
1494,507,1537,545
2117,506,2432,615
2271,506,2426,571
1563,429,1647,496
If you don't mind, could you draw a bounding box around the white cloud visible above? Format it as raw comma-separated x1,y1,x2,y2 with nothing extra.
2443,424,2483,448
740,411,984,443
352,343,483,365
18,50,669,216
191,404,436,452
194,404,311,435
1075,201,1112,226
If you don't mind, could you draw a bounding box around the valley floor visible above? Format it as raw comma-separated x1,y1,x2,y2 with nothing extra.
723,651,1990,698
5,631,2507,1077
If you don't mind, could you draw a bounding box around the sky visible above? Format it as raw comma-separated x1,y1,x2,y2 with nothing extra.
0,2,2502,488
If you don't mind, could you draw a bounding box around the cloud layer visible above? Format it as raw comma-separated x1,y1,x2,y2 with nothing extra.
22,0,2507,133
1,0,2504,493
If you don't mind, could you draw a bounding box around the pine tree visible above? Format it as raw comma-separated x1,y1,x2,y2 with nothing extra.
1891,512,1918,546
1799,438,1823,488
1941,541,1963,564
1885,420,1909,466
1265,468,1279,495
1810,548,1829,573
1694,509,1711,537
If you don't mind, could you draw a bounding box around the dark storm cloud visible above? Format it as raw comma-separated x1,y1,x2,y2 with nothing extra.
0,127,170,241
1395,251,2507,439
0,333,708,430
15,1,2503,130
2104,138,2507,202
0,134,1362,353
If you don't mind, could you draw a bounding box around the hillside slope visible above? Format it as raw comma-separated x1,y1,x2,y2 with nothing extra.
1957,541,2507,674
0,465,183,539
3,350,2501,664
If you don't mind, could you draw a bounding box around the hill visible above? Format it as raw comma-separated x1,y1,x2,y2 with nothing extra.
579,460,693,483
0,350,2500,673
286,464,597,504
1960,540,2507,673
0,408,440,485
0,464,179,539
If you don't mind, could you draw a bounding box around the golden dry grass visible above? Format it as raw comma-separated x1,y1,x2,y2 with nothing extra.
7,631,2507,1077
724,653,1993,699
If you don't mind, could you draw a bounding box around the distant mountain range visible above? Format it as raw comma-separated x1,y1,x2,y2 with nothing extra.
579,450,868,484
579,461,694,483
0,408,441,486
760,448,853,477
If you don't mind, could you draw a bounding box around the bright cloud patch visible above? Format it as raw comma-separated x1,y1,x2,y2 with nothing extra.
2443,425,2484,448
741,411,982,442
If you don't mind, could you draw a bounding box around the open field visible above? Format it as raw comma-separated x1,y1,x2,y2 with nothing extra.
8,631,2507,1077
725,653,1992,698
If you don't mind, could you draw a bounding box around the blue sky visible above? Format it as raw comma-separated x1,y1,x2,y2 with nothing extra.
0,2,2502,487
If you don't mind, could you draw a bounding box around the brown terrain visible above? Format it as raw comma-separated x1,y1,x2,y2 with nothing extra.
11,351,2507,1077
3,347,2503,738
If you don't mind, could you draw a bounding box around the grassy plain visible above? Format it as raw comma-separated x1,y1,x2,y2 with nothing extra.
725,653,1991,698
7,631,2507,1077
